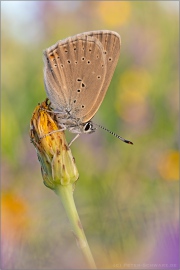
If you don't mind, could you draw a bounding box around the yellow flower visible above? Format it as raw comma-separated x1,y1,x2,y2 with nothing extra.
30,99,79,189
30,100,96,269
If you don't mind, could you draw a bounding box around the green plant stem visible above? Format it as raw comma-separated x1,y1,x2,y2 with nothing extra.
55,184,97,269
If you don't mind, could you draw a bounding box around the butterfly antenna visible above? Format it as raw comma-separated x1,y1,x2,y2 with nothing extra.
94,123,133,145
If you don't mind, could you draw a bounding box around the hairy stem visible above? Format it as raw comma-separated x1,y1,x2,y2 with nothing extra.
55,185,96,269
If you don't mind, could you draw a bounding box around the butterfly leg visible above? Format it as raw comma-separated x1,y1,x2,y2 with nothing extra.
39,128,65,139
68,134,80,147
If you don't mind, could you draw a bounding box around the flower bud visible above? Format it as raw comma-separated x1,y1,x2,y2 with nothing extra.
30,99,79,190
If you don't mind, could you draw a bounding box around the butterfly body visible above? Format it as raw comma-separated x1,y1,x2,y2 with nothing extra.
43,30,121,134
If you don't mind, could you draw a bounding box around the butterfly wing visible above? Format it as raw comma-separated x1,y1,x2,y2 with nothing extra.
80,30,121,123
43,33,107,118
43,46,67,111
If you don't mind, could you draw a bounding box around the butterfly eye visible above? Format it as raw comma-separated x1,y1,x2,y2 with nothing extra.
84,122,92,132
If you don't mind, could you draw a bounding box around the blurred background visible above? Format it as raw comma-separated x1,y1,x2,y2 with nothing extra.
1,1,179,269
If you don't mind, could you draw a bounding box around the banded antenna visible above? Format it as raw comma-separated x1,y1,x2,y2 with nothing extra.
94,123,133,145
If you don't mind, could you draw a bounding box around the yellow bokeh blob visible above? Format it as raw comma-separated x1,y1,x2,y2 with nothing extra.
115,67,152,122
119,67,152,95
98,1,131,27
158,151,179,181
2,192,29,241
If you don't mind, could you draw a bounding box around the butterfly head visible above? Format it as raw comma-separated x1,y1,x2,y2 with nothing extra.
67,120,96,134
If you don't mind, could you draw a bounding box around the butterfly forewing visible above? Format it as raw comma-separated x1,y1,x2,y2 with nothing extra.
43,30,120,127
44,34,107,119
80,30,121,122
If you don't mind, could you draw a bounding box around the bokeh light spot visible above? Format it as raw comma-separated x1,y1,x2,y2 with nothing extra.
2,192,29,239
115,67,152,123
158,151,179,181
119,67,152,95
98,1,131,27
